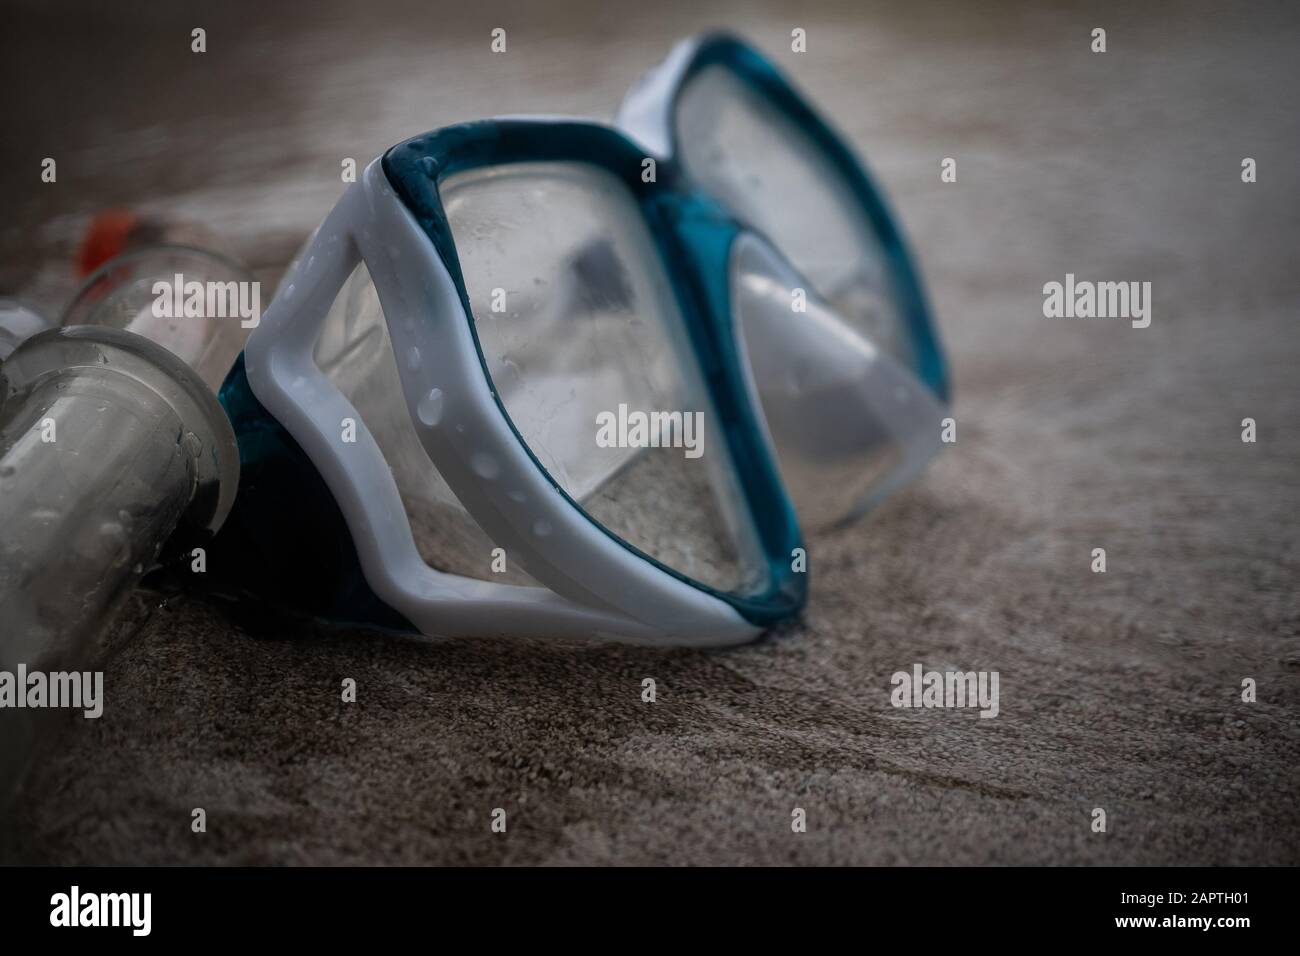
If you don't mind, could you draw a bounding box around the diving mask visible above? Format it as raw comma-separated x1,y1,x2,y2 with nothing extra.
214,32,950,647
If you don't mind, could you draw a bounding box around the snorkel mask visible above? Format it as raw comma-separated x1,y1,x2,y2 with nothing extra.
211,32,950,647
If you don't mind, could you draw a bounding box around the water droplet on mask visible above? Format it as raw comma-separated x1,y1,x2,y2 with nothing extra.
471,451,499,479
406,346,422,370
416,388,444,426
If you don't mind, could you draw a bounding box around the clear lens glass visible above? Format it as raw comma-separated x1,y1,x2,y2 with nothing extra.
675,64,913,369
730,236,945,530
314,262,540,586
440,161,769,597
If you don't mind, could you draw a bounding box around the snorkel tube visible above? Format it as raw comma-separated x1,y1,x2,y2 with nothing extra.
0,250,246,805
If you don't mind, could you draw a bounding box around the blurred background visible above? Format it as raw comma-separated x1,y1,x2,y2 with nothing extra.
1,0,1297,864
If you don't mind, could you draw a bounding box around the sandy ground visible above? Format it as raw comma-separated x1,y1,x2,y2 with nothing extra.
1,0,1298,864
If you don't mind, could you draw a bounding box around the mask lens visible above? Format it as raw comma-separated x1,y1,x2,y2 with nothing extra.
440,161,769,597
674,64,914,371
314,262,541,586
730,236,945,530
